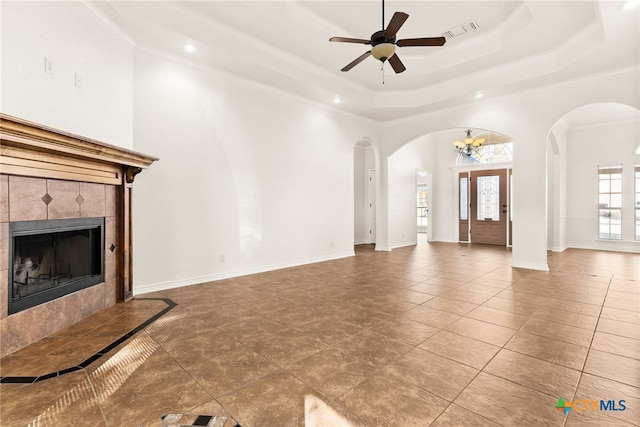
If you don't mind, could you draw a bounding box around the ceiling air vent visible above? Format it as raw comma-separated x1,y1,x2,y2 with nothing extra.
443,21,480,39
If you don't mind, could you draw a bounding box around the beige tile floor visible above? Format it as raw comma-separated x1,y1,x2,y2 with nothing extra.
1,241,639,426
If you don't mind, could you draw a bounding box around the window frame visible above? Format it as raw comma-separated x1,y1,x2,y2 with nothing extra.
417,184,428,227
598,165,623,240
635,165,640,241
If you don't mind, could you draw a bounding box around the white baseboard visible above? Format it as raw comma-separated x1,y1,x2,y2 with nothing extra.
391,241,418,249
566,242,640,254
354,239,371,245
134,250,355,296
511,261,549,271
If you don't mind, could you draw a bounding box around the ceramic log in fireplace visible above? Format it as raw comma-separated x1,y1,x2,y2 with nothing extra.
0,114,157,356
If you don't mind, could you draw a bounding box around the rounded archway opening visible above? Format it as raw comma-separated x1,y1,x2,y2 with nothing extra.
388,127,514,250
546,102,640,252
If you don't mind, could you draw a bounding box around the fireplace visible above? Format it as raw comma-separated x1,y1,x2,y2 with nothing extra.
1,114,158,357
10,217,104,314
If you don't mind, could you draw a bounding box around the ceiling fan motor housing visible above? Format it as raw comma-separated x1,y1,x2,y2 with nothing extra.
371,30,395,45
371,30,396,62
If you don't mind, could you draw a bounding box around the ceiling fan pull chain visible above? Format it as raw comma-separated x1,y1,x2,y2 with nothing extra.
382,62,385,84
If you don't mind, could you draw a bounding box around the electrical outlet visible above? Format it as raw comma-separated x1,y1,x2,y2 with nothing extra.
44,57,54,75
74,73,82,88
219,255,225,263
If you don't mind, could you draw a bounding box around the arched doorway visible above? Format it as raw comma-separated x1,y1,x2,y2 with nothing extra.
386,128,513,251
547,103,640,253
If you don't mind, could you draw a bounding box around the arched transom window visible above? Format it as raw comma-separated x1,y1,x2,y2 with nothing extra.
456,132,513,165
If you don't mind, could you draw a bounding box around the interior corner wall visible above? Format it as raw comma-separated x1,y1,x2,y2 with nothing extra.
388,144,420,248
0,1,134,148
428,133,460,244
131,50,376,293
547,125,569,252
547,140,555,249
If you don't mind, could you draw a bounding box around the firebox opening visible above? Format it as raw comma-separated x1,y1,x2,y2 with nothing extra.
9,217,105,314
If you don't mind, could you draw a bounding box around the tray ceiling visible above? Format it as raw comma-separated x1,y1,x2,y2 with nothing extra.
87,1,639,121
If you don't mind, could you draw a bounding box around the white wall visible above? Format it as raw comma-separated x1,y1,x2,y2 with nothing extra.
565,118,640,252
548,123,569,251
132,50,377,293
0,1,134,148
388,143,422,248
428,132,460,244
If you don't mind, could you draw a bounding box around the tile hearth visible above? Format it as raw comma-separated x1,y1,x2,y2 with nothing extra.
0,242,638,426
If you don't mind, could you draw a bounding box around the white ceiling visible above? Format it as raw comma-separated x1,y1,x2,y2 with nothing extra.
88,0,639,122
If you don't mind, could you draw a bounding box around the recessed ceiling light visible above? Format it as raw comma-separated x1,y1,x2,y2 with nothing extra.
474,92,484,99
184,43,196,53
622,0,639,10
333,96,341,104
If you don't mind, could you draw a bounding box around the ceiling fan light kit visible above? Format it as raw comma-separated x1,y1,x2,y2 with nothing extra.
371,42,396,61
329,0,446,74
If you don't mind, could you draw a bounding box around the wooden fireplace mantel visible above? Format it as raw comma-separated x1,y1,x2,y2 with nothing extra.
0,114,157,185
0,114,158,301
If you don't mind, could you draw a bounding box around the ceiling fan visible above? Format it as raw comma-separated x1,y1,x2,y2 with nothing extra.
329,0,446,73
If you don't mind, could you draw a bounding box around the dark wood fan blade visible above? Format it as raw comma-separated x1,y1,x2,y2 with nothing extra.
388,53,406,74
341,51,372,72
330,37,371,44
384,12,409,37
396,37,446,47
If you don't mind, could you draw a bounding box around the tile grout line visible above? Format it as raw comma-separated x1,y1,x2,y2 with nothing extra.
564,272,615,427
400,266,530,427
427,265,603,426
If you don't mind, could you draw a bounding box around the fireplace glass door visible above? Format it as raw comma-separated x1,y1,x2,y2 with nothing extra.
10,217,104,314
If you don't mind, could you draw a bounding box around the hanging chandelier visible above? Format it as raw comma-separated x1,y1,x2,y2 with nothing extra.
453,129,486,156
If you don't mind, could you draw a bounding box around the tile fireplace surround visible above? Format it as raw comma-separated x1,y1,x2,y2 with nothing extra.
0,114,157,357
